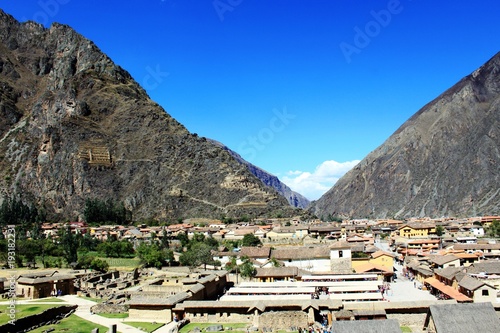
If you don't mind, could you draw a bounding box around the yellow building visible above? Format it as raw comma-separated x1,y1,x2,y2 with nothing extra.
370,250,395,269
351,251,395,282
398,223,436,238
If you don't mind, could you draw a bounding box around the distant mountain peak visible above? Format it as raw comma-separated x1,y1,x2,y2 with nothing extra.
311,52,500,219
208,139,310,209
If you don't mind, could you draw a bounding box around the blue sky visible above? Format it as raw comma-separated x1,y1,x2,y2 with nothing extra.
2,1,500,200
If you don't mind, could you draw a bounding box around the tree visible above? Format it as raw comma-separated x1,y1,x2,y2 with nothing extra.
191,232,206,243
435,225,445,237
97,240,134,258
241,233,262,247
238,256,256,279
90,258,109,272
83,198,130,224
269,257,281,268
160,227,170,250
60,226,78,265
79,233,101,252
204,236,219,248
77,254,95,270
177,232,189,248
0,197,43,226
225,256,238,272
136,243,170,268
179,242,215,270
487,220,500,237
19,239,42,266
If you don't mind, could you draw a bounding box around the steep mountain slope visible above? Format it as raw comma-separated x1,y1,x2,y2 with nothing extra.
0,10,298,221
312,52,500,219
209,139,310,208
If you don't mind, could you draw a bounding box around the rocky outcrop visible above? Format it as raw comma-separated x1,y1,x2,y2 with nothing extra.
209,139,310,208
0,10,299,221
311,52,500,219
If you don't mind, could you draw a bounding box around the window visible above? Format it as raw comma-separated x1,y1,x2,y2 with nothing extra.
482,289,489,296
339,250,343,258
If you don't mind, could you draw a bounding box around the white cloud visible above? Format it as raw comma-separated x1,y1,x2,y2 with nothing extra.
282,159,360,201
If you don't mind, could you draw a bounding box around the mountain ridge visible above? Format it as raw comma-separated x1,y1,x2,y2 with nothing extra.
311,51,500,219
0,10,300,221
208,139,310,209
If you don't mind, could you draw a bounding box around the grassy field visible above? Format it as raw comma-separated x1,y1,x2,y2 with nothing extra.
179,323,248,333
0,304,59,325
401,327,412,332
81,251,142,271
30,297,66,303
98,312,129,319
101,256,141,270
27,314,109,333
126,321,165,332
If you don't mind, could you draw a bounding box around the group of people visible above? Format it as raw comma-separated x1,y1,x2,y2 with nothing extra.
379,282,392,297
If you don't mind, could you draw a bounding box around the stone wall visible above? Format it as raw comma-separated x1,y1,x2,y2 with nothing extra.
142,285,185,294
0,305,77,333
128,308,171,323
185,312,254,325
330,258,352,274
90,303,129,314
258,311,309,330
387,313,427,331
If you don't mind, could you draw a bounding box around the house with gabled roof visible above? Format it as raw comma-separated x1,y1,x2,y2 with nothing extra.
423,303,500,333
457,275,497,303
16,271,75,299
271,245,331,272
452,243,500,257
239,246,271,264
254,266,308,282
429,254,460,269
406,258,433,282
266,227,297,240
353,262,393,281
433,266,464,288
370,250,395,269
346,233,373,245
309,225,341,239
331,319,401,333
224,227,258,241
466,260,500,289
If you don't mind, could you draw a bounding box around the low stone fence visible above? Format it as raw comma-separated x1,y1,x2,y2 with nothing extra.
90,303,129,314
0,305,77,333
258,311,308,331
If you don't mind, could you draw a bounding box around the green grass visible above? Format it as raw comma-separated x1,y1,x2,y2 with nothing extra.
77,251,141,270
126,321,165,332
27,313,109,333
0,304,60,325
98,312,129,319
180,323,248,333
401,326,412,332
101,256,141,269
30,297,66,303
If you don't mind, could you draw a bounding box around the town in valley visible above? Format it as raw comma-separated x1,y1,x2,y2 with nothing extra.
1,214,499,333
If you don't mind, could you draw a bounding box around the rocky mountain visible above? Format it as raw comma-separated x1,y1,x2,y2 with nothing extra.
311,52,500,219
0,10,301,221
208,139,310,209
